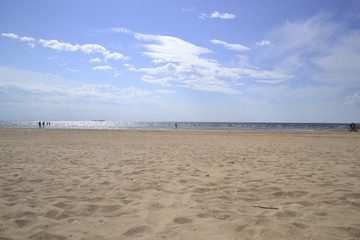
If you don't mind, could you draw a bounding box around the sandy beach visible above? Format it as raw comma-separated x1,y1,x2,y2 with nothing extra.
0,129,359,240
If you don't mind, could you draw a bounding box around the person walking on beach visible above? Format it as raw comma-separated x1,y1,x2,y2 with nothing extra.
38,121,41,128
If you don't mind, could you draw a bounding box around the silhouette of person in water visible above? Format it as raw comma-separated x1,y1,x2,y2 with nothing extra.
38,121,41,128
42,121,45,128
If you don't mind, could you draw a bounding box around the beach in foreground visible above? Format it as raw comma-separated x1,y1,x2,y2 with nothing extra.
1,129,359,240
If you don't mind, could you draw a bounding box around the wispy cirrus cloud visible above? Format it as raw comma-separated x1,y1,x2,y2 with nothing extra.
108,27,132,34
130,33,291,94
134,33,213,65
243,12,360,108
95,27,133,34
200,11,236,19
259,13,360,89
210,39,249,51
346,90,360,105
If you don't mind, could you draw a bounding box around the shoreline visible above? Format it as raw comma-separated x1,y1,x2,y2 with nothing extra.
0,121,352,132
0,127,356,133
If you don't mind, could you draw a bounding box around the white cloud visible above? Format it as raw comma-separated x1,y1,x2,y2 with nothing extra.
134,63,178,75
39,39,80,51
238,69,292,80
211,11,236,19
346,91,360,105
2,33,127,62
104,52,127,62
134,33,213,66
259,13,360,88
89,57,102,63
92,65,120,77
200,11,236,19
19,36,36,42
80,44,107,54
199,13,207,19
183,81,240,94
92,65,113,71
256,40,272,46
2,33,18,39
108,27,132,34
80,44,126,60
256,79,286,84
311,31,360,87
260,13,341,70
123,63,133,68
210,39,249,51
93,27,132,35
181,7,195,12
2,33,36,47
132,33,291,94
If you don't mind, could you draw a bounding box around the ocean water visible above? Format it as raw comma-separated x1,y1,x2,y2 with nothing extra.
0,121,353,132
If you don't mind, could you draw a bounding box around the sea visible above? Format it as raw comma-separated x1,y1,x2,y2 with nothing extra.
0,121,354,132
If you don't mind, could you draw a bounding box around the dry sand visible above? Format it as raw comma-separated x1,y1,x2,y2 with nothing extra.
0,129,360,240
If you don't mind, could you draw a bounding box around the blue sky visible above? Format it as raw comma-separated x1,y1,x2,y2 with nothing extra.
1,0,360,122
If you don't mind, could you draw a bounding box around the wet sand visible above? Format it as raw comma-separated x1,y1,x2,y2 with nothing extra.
1,129,359,240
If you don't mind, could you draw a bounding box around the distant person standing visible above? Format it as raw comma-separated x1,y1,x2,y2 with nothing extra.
42,121,45,128
38,121,41,128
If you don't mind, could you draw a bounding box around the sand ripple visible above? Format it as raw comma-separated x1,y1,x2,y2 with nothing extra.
1,129,360,239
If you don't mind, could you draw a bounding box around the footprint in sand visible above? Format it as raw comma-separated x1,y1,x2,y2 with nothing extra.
275,210,298,218
29,231,67,240
292,222,310,229
272,190,308,198
122,225,152,237
100,204,122,213
14,219,32,228
44,209,71,219
146,202,164,211
173,217,193,224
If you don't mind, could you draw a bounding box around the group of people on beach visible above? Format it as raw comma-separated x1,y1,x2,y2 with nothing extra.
38,121,50,128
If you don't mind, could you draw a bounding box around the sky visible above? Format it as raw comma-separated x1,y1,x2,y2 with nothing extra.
0,0,360,122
